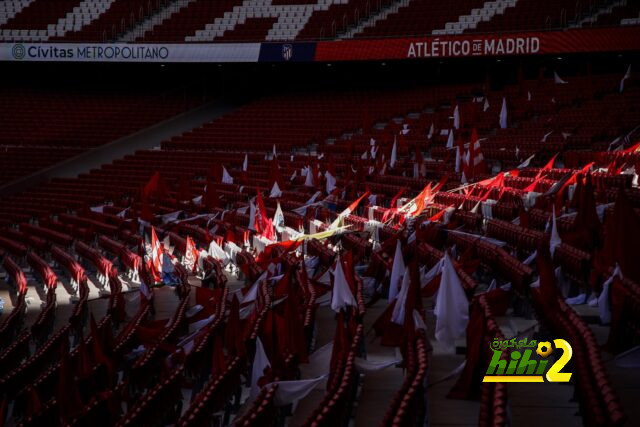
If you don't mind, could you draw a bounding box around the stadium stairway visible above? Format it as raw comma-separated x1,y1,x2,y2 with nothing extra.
0,100,238,198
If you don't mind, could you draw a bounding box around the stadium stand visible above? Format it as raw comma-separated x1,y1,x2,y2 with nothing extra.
1,0,638,42
0,88,199,184
0,4,639,426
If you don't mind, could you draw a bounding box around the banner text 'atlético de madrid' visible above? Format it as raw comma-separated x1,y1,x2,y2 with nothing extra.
406,36,540,58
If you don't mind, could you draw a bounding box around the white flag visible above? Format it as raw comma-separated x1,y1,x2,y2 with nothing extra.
434,253,468,346
499,97,507,129
208,239,228,263
388,240,405,302
390,138,397,168
446,129,454,149
483,97,490,112
222,166,233,184
304,166,314,187
598,265,622,324
391,266,411,325
269,181,282,198
541,130,553,142
270,375,328,406
517,154,536,169
554,71,568,84
248,200,257,231
427,123,434,139
325,171,336,194
251,337,271,398
453,105,460,129
330,256,357,312
550,205,562,257
243,154,248,172
273,202,285,233
272,144,277,158
620,65,631,93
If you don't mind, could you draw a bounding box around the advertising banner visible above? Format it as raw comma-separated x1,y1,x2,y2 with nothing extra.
0,42,261,62
314,26,640,61
0,27,638,63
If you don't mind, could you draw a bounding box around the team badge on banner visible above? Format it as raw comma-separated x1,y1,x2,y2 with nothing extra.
282,44,293,61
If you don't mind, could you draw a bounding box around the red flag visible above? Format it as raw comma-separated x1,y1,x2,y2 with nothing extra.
382,186,407,222
410,183,432,218
143,171,169,200
57,342,83,423
150,227,163,281
255,189,274,239
184,236,199,272
90,315,114,380
211,331,226,379
623,140,640,153
535,153,559,179
429,205,451,222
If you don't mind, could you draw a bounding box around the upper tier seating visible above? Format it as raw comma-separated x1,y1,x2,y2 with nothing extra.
0,88,199,184
1,0,638,42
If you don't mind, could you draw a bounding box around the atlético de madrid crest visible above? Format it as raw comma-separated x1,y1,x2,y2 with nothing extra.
282,44,293,61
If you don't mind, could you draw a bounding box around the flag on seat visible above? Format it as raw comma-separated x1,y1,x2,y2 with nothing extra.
269,181,282,198
499,97,507,129
222,166,233,184
620,65,631,93
143,171,169,200
461,129,486,182
273,202,285,233
453,105,460,129
434,253,469,346
390,137,397,168
554,71,568,84
251,337,271,398
550,205,562,257
149,226,163,281
325,170,337,194
388,240,405,301
331,255,357,312
329,191,370,229
184,236,198,272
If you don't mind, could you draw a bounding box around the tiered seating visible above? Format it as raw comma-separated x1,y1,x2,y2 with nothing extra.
233,383,279,426
531,278,625,426
381,330,429,426
0,68,637,426
177,356,243,425
138,0,242,42
296,0,374,40
607,272,640,354
117,368,184,426
303,324,364,426
355,0,487,38
52,0,163,41
468,0,578,33
0,0,81,30
596,0,640,26
0,88,198,184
